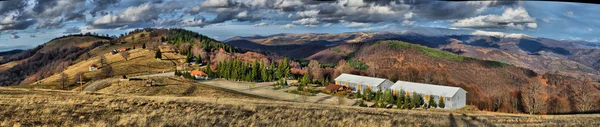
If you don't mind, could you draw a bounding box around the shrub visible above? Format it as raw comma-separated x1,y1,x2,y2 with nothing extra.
484,60,509,68
347,60,369,70
439,97,446,108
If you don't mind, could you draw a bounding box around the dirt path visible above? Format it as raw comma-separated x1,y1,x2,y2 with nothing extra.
197,79,357,106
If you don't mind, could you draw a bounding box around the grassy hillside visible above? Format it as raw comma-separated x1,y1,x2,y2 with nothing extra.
1,87,599,126
326,40,599,114
27,49,175,89
0,36,110,86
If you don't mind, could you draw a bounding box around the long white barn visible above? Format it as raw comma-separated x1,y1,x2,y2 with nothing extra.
334,73,394,93
390,80,467,110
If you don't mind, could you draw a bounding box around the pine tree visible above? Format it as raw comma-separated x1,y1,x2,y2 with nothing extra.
261,61,268,82
405,93,412,109
186,52,193,63
205,62,213,77
439,97,445,108
142,43,146,49
363,88,371,101
301,72,310,86
196,54,202,64
283,57,290,78
429,96,437,108
155,50,162,59
399,89,406,106
251,60,259,81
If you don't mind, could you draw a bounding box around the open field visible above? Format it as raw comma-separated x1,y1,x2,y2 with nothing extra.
1,87,599,126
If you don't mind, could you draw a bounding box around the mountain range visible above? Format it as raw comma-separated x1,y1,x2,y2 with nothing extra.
226,29,600,80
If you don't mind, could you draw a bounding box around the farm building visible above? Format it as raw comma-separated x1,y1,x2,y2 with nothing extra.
389,80,467,110
89,64,99,71
324,84,349,94
334,73,394,93
190,70,208,80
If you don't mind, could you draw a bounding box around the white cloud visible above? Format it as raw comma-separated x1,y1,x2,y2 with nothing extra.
9,33,19,39
280,23,294,29
323,23,332,27
92,3,154,26
471,30,530,38
359,24,393,31
401,20,415,26
404,12,414,19
541,18,550,23
526,23,537,29
566,11,574,17
253,22,268,27
291,18,319,26
589,28,593,32
452,7,536,30
296,10,319,18
181,18,207,27
345,22,370,28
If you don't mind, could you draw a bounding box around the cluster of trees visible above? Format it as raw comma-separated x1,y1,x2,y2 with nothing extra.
216,57,290,82
356,88,445,109
162,28,238,54
175,70,194,79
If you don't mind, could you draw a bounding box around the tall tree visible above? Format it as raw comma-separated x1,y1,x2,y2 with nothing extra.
261,61,268,81
60,73,68,89
439,96,446,109
429,96,437,108
142,43,146,49
155,50,162,59
523,82,545,114
308,60,323,81
99,56,107,67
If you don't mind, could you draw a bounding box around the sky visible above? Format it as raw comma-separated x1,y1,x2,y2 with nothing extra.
0,0,599,51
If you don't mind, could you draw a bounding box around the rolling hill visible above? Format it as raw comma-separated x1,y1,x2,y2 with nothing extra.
227,31,600,80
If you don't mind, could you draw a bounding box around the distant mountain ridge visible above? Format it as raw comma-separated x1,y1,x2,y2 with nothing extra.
227,30,600,80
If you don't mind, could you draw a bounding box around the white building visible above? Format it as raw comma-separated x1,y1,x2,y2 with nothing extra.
334,73,394,93
389,80,467,110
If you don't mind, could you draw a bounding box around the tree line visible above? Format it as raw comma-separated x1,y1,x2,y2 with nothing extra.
215,57,290,82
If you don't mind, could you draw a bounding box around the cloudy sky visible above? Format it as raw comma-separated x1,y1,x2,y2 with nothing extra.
0,0,599,51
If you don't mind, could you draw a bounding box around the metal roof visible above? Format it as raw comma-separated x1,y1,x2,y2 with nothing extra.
390,80,466,98
334,73,389,87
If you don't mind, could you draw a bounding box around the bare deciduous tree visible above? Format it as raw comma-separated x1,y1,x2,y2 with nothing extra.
73,72,87,84
308,60,323,82
570,80,595,112
121,51,130,61
522,82,546,114
99,56,107,67
60,73,68,89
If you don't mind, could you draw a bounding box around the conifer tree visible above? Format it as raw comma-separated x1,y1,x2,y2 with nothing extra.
439,97,446,108
261,61,268,81
405,93,412,109
429,96,437,108
196,54,202,64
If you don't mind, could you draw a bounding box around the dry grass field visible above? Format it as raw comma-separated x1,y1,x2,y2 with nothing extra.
28,49,176,89
96,77,267,100
1,87,599,127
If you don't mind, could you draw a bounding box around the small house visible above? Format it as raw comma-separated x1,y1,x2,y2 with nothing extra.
325,84,349,94
190,70,208,80
89,64,99,71
389,80,468,110
119,47,127,52
334,73,394,93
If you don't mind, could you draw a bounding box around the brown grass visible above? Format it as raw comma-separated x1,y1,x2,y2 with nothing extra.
97,77,265,100
26,49,176,89
1,87,599,126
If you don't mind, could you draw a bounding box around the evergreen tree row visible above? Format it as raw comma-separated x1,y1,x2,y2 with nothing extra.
215,57,291,82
